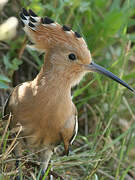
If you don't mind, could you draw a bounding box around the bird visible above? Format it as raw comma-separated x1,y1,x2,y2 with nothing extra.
2,8,134,177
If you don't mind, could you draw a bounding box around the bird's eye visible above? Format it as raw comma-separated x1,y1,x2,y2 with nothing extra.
68,53,77,61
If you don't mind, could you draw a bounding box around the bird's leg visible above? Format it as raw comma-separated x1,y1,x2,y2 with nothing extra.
14,143,23,180
39,148,53,177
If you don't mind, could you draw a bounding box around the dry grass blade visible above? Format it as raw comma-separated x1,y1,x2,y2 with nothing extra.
30,171,36,180
0,113,11,148
18,36,27,59
2,170,18,176
84,161,100,180
97,169,115,180
86,103,98,122
1,124,22,161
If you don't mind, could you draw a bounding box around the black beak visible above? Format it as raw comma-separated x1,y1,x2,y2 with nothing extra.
86,61,134,92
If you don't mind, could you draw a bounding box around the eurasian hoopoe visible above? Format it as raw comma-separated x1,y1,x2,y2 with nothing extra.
2,8,134,176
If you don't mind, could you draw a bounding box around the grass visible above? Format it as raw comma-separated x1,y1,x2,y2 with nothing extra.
0,0,135,179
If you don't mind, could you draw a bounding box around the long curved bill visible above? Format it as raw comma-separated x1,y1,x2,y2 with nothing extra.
85,61,134,92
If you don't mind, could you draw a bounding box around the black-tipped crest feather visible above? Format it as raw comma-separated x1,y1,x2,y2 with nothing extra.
28,22,35,28
30,17,37,23
20,12,27,20
75,31,81,38
22,8,29,16
29,9,38,17
43,17,54,24
63,25,71,31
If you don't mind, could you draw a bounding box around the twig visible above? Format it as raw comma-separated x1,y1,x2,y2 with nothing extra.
22,56,39,70
18,36,27,59
2,170,18,176
1,124,22,160
97,169,115,180
30,171,36,180
86,103,98,122
0,113,11,148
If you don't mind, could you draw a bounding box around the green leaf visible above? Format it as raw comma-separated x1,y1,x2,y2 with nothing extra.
73,79,95,98
0,75,11,83
3,54,12,70
12,58,22,71
0,82,10,89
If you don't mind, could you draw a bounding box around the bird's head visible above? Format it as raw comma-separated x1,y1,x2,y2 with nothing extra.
20,8,134,92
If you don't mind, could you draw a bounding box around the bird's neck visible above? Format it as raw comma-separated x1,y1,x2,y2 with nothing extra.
32,63,72,100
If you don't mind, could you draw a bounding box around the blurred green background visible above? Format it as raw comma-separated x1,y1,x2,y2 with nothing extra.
0,0,135,179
